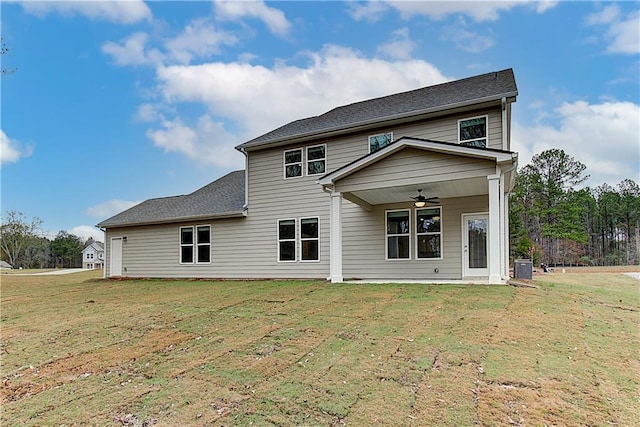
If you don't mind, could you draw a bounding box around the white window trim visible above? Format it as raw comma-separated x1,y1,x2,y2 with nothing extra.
283,148,303,179
458,115,488,147
385,209,411,261
306,144,327,177
277,218,297,263
415,206,444,260
300,217,320,263
179,226,195,265
179,225,212,265
368,132,393,154
195,225,212,264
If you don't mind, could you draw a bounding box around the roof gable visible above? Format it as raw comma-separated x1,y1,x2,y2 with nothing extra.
237,69,517,151
318,137,517,186
82,241,104,253
98,170,246,228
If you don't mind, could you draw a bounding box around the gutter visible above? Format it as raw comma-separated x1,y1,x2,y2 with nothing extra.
239,147,249,211
97,211,247,229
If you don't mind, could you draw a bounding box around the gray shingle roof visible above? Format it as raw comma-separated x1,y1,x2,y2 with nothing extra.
98,170,245,228
236,69,517,150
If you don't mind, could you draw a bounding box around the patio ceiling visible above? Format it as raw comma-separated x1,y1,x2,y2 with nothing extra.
337,176,493,211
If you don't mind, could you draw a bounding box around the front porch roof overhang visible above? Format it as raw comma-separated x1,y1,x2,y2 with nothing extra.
318,137,518,210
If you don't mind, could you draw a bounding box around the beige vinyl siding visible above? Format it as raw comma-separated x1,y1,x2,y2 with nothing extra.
335,148,497,193
104,213,330,279
244,145,331,278
342,195,488,280
379,109,503,150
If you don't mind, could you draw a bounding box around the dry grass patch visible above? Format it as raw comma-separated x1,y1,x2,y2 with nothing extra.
1,269,638,425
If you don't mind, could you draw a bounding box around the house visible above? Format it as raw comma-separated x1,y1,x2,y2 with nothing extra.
82,241,104,270
98,69,518,284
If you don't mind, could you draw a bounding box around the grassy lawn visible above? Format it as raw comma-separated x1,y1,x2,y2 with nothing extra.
1,269,638,426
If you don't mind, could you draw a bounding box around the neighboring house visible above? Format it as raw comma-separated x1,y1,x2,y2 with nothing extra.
98,69,518,284
82,241,104,270
0,260,13,269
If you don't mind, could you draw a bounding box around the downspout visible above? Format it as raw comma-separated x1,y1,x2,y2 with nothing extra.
501,97,508,151
239,147,249,214
97,226,107,278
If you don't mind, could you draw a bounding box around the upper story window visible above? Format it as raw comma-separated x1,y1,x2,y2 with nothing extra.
284,149,302,178
369,132,393,154
459,116,488,148
306,145,326,176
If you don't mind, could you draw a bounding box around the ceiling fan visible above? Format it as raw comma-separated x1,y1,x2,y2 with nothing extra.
411,189,438,207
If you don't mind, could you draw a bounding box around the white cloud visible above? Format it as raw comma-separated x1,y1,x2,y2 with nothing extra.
155,45,449,142
441,18,494,53
69,225,105,242
1,130,32,164
377,28,417,60
86,199,140,218
586,5,640,55
165,18,238,64
513,100,640,187
134,103,164,122
604,12,640,55
101,32,163,66
146,115,243,169
585,4,620,25
214,0,291,37
103,20,238,66
347,1,390,23
351,0,558,23
18,0,152,24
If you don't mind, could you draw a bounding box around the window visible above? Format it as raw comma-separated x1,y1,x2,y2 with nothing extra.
180,225,211,264
180,227,194,263
386,210,410,259
307,145,326,176
278,219,296,262
300,217,319,261
416,208,442,259
196,225,211,263
369,132,393,153
284,149,302,178
459,116,487,148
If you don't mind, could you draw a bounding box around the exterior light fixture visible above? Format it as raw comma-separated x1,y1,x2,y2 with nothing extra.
411,189,438,207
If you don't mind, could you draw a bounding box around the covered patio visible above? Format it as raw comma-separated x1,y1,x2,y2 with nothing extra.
318,138,518,284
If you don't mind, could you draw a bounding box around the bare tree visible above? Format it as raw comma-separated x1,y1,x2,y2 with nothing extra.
1,37,17,75
0,211,43,267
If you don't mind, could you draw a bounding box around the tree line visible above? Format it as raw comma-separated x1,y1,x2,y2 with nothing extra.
0,211,91,269
510,149,639,266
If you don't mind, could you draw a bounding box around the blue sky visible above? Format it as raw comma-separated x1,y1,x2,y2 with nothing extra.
1,0,639,241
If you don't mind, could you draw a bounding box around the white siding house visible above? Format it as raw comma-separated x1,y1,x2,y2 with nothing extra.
99,69,518,283
82,241,104,270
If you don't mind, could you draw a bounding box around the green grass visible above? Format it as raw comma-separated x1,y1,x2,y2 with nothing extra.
1,269,638,425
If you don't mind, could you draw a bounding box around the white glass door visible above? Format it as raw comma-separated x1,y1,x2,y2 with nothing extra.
463,214,488,277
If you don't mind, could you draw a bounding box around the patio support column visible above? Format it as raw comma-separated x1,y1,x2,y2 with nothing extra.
329,191,344,283
502,174,510,280
488,174,502,284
